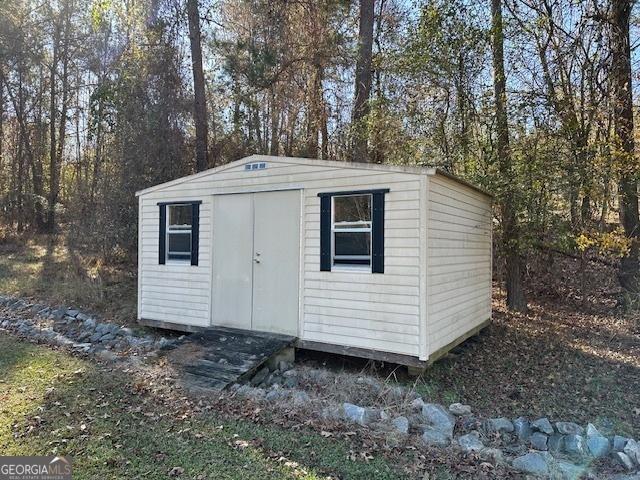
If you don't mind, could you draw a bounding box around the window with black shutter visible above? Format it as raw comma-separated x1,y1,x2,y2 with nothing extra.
158,201,201,265
318,189,388,273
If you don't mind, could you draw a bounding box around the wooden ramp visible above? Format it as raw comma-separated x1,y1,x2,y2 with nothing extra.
166,326,296,391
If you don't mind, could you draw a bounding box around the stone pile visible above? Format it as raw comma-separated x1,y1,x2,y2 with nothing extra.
0,295,178,358
238,366,640,479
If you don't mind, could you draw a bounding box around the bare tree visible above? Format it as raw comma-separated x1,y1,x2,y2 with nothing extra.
186,0,209,171
491,0,527,311
610,0,639,297
353,0,374,162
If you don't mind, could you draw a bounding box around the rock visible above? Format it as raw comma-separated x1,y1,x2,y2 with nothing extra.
51,308,66,320
379,410,389,421
265,389,285,402
94,323,109,335
421,403,456,436
614,436,630,452
512,452,549,476
514,417,532,442
277,360,293,372
555,422,584,436
458,431,484,453
615,452,636,471
30,304,44,313
585,423,600,437
120,327,134,336
99,333,115,342
18,323,33,335
0,320,8,328
76,312,90,322
89,331,103,343
65,308,80,318
449,403,471,416
343,403,378,426
391,416,409,435
83,317,96,330
485,417,514,434
410,397,425,412
421,426,451,447
532,418,554,435
157,337,175,350
586,435,609,458
563,434,586,457
250,367,270,386
283,375,298,388
530,432,548,451
554,459,585,480
291,391,310,406
623,439,640,465
548,433,564,453
9,299,27,310
236,385,265,401
262,372,280,387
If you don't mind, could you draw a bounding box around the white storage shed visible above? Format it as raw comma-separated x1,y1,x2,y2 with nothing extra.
136,155,493,368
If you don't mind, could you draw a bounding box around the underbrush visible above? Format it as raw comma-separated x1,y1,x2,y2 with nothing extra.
0,233,136,324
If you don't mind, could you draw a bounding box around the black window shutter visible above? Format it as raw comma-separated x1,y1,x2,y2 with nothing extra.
372,192,385,273
158,204,166,265
320,195,331,271
191,202,200,266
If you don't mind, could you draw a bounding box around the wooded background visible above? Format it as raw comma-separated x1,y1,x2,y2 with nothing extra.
1,0,639,311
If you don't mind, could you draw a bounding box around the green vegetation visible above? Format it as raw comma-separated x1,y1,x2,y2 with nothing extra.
0,235,136,324
0,335,405,479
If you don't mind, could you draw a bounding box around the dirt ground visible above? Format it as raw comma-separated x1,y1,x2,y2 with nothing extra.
297,254,640,439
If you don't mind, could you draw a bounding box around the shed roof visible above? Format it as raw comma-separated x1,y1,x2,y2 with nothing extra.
135,154,492,198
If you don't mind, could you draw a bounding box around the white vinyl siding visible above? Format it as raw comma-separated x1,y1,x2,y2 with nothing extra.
137,155,493,363
138,156,424,357
426,174,492,355
139,199,211,326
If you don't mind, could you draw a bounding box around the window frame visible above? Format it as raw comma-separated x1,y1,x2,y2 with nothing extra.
330,193,373,271
166,203,193,263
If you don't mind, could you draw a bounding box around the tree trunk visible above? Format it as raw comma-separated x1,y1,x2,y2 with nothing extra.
352,0,374,163
611,0,640,296
269,87,279,156
47,33,58,232
186,0,209,171
491,0,527,312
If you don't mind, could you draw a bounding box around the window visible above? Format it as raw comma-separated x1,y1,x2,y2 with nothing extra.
167,204,192,261
318,189,388,273
332,194,372,267
158,201,200,266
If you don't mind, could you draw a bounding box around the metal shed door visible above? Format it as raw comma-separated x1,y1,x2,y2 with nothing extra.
211,190,300,336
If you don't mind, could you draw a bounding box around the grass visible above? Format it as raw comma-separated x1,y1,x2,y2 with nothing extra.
0,234,137,324
0,334,405,479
